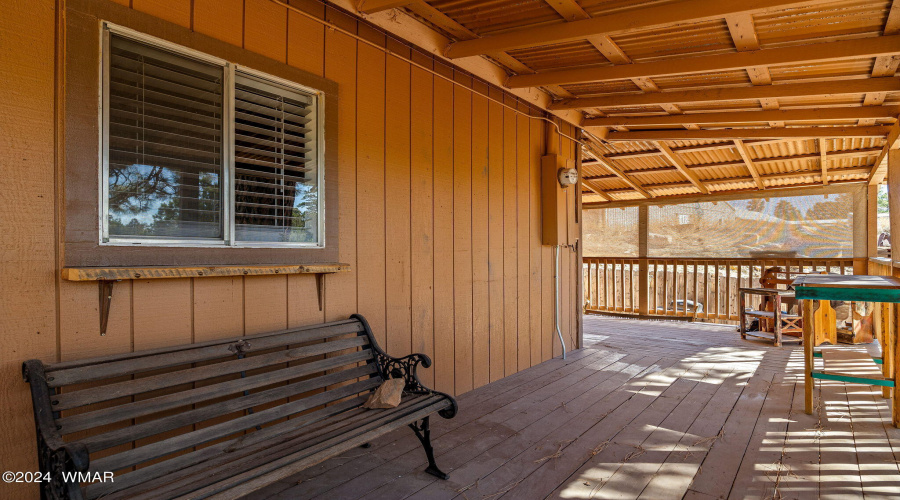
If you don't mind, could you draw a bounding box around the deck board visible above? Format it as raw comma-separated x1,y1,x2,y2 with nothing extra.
255,316,900,500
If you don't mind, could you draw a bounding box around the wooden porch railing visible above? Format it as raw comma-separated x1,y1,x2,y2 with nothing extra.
583,257,863,321
868,257,895,277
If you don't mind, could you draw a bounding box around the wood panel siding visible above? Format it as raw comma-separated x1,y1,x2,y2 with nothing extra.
0,1,580,495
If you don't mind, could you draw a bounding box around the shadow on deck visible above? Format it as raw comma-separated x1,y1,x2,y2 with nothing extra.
256,316,900,500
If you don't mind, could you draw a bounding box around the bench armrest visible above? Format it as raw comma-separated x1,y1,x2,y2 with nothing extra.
352,315,457,419
23,360,90,500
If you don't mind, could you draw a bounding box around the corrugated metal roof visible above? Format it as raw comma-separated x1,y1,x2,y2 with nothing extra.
404,0,896,203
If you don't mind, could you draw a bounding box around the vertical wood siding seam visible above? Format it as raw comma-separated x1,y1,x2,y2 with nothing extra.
54,0,64,363
408,56,413,360
469,82,476,390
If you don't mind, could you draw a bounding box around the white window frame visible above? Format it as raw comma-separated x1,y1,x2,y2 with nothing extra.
99,22,326,248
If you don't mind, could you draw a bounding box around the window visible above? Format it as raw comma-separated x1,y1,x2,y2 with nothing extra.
678,214,690,225
101,24,323,247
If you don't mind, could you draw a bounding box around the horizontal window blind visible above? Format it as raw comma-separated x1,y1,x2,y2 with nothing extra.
233,72,319,243
101,24,323,247
106,34,224,240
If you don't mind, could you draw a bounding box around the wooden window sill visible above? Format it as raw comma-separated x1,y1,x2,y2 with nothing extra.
61,263,350,281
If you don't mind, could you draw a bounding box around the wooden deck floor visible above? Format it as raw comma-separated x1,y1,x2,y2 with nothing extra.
256,316,900,499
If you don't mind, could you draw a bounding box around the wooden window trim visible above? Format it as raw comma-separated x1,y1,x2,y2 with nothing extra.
64,0,339,266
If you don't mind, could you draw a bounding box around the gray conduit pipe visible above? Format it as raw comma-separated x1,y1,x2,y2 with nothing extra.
555,245,567,359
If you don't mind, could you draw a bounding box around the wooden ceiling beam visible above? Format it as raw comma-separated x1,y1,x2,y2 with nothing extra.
607,126,890,141
603,143,881,160
541,0,694,130
507,35,900,88
550,78,900,110
584,178,866,208
862,0,900,124
733,139,766,190
601,166,872,192
583,148,883,180
582,106,900,127
724,12,781,126
655,142,710,194
357,0,412,14
819,138,828,186
401,0,550,86
584,147,882,180
443,0,832,58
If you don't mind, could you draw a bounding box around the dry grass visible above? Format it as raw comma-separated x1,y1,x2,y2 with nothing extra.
534,440,575,465
591,440,610,457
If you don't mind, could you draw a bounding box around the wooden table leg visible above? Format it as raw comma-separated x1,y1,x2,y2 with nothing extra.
739,291,746,339
803,298,815,415
880,302,893,399
774,294,782,347
892,303,899,428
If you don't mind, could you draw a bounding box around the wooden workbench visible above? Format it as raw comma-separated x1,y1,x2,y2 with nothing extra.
794,274,900,427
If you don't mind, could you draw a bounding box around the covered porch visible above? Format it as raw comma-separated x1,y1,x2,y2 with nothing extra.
253,316,900,499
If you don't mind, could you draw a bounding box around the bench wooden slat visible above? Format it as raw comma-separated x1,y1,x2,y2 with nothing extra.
25,315,457,499
53,336,369,411
82,364,377,453
194,400,449,500
47,321,363,387
117,396,443,500
45,318,359,372
57,349,374,435
86,396,370,499
89,377,381,473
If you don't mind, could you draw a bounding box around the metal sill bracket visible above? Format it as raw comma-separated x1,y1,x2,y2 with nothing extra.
99,280,120,336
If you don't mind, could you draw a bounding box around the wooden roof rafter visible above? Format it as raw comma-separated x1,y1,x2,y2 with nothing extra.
442,0,838,59
506,35,900,88
724,12,783,128
655,142,710,194
583,146,883,178
581,178,612,201
550,78,900,111
732,139,766,190
583,138,653,198
868,119,900,184
860,0,900,126
606,126,890,142
581,106,900,128
351,0,899,202
356,0,576,97
540,0,698,131
597,167,871,194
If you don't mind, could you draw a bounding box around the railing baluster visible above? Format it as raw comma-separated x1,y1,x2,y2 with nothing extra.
583,257,855,321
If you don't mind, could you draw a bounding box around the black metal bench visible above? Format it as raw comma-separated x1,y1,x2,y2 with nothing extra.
23,314,457,500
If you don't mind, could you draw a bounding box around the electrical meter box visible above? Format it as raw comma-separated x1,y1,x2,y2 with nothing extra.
541,154,575,246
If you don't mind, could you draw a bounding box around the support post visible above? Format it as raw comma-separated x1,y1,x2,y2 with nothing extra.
889,150,900,269
638,205,649,316
575,130,584,350
852,184,869,274
867,184,878,264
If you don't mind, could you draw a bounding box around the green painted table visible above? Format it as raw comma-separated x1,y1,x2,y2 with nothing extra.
794,274,900,427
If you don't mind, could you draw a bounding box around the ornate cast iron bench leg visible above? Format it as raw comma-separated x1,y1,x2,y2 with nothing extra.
409,416,448,479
